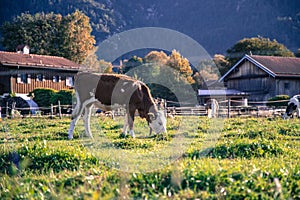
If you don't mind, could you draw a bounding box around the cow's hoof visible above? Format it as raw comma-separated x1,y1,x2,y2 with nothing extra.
154,134,169,141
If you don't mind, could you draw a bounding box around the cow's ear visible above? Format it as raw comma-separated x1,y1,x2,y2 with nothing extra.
148,113,155,121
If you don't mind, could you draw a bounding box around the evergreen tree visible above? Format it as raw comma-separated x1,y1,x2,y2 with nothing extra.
226,37,295,66
1,12,63,55
122,56,144,74
1,10,95,64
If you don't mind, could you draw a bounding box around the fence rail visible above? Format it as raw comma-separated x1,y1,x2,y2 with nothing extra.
0,103,287,119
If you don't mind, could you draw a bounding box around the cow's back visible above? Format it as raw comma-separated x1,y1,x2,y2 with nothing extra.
95,74,143,106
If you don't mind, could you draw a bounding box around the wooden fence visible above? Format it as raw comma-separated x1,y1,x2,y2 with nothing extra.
166,106,285,118
0,102,287,119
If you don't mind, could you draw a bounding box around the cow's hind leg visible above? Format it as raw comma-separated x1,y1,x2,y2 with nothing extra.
68,104,85,139
121,113,135,138
68,95,97,139
83,103,94,138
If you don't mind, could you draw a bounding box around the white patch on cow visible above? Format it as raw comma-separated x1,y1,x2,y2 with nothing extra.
72,91,81,116
89,88,96,97
68,96,98,139
149,110,167,134
129,130,135,138
123,82,128,86
121,88,125,93
132,81,141,88
83,105,93,138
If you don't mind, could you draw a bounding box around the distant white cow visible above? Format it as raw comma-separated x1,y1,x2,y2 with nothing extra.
68,72,167,139
282,95,300,119
206,99,219,118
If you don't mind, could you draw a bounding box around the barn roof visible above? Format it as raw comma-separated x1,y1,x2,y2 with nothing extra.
0,51,81,71
198,89,248,97
219,54,300,81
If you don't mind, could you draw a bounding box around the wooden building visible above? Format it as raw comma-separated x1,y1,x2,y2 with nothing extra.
219,54,300,102
0,50,80,96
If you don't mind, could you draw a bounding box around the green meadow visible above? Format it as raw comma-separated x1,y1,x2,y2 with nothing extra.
0,116,299,199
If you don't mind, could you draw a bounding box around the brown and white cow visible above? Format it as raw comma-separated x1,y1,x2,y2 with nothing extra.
68,72,167,139
205,99,219,118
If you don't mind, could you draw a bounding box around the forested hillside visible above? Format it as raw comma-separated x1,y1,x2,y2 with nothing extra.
1,0,299,55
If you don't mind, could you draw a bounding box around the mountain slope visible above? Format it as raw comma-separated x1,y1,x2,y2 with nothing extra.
0,0,299,55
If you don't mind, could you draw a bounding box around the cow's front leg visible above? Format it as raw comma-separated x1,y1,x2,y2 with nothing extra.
149,125,153,135
128,109,135,138
122,113,129,136
83,104,94,138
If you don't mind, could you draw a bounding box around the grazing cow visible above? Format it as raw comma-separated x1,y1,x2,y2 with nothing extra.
282,95,300,119
68,72,167,139
206,99,219,118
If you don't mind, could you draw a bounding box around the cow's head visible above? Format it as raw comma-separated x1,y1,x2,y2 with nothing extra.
148,110,167,134
283,102,297,119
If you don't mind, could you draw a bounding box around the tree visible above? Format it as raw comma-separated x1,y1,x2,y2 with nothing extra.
60,10,95,63
226,37,295,66
213,54,230,76
166,50,194,84
1,10,95,63
123,50,197,103
122,56,143,74
144,50,168,64
82,46,113,72
1,12,63,55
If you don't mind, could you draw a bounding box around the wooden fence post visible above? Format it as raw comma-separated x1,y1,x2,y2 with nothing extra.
51,104,54,117
164,99,167,117
11,102,16,119
6,102,9,118
58,101,62,119
227,98,231,118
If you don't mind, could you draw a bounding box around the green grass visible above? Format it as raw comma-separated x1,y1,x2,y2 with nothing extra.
0,116,299,199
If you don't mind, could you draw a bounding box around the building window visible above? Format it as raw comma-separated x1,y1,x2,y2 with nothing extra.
53,75,61,83
17,74,31,84
66,76,74,87
284,82,290,90
36,74,44,82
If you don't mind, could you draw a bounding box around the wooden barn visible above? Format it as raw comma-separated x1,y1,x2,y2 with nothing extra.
219,54,300,102
0,49,80,96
